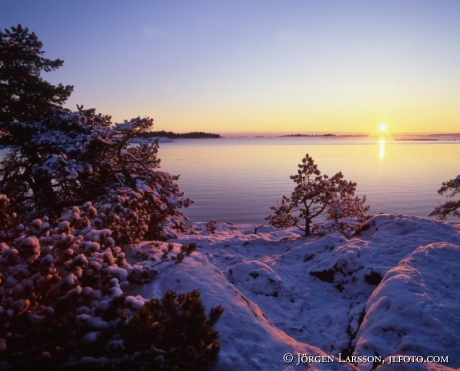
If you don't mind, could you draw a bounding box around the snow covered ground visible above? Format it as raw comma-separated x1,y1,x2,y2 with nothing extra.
127,214,460,371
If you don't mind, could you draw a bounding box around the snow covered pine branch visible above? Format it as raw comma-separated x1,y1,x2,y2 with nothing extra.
430,175,460,220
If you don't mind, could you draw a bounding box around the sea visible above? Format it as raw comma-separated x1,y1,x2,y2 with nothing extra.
1,136,459,224
157,136,460,224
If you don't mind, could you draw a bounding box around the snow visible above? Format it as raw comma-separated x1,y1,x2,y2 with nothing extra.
127,214,460,371
106,266,128,281
81,331,100,344
354,242,460,369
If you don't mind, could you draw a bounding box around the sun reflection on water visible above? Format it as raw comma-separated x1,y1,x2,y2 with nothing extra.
378,138,386,173
379,138,386,159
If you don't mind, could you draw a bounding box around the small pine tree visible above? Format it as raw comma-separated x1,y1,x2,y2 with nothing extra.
123,290,224,370
266,154,359,236
429,175,460,220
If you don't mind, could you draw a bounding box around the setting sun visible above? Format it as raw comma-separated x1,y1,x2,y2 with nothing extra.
379,123,388,132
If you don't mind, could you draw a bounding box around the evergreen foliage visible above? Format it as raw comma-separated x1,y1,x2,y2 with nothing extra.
325,194,370,223
0,24,221,371
0,195,18,241
0,24,73,124
430,175,460,220
122,290,224,370
204,220,217,234
0,107,193,241
266,154,366,236
1,25,192,241
0,198,222,370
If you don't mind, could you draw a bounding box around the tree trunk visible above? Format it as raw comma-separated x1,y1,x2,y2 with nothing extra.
304,217,311,236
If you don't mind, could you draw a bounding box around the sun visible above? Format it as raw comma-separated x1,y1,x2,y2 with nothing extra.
379,123,388,132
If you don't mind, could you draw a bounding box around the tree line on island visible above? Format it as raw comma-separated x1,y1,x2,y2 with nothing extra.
0,24,459,371
139,130,220,139
281,133,367,137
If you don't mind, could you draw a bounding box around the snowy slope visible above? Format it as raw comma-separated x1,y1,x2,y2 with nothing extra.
127,215,460,371
355,242,460,369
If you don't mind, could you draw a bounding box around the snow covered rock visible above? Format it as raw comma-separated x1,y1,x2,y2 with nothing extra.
129,249,357,371
354,242,460,369
226,259,283,297
162,215,460,371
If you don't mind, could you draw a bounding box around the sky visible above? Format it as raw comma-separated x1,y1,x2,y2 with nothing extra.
2,0,460,135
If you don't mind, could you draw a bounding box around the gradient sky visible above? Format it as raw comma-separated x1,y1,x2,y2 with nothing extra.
2,0,460,135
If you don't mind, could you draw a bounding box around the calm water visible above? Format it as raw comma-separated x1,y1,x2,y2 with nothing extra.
1,137,459,224
158,137,460,224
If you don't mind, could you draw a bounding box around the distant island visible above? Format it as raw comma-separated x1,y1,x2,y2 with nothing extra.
427,133,460,137
280,133,367,137
138,131,221,139
395,138,439,141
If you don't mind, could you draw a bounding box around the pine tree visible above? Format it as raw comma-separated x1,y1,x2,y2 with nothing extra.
429,175,460,220
0,107,193,240
0,25,192,241
266,154,358,236
0,24,73,124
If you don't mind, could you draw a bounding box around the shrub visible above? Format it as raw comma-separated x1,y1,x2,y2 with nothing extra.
119,290,224,371
0,197,221,370
266,153,365,236
204,220,217,234
430,175,460,220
